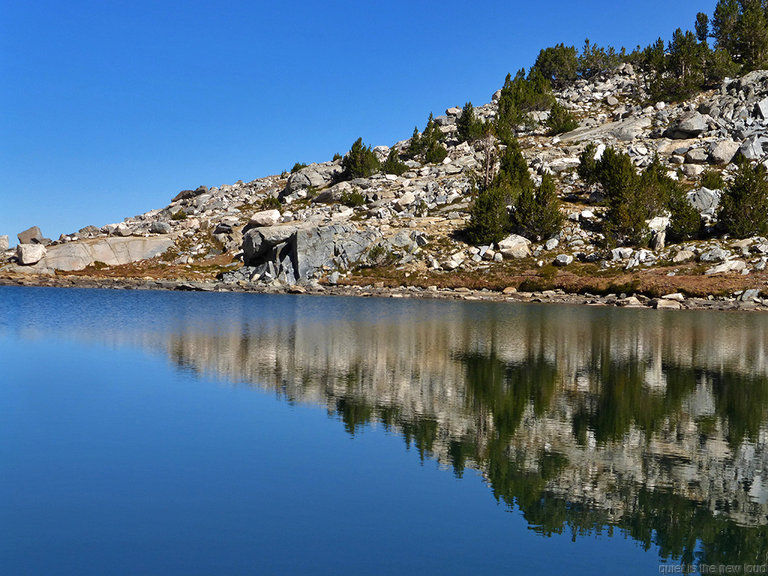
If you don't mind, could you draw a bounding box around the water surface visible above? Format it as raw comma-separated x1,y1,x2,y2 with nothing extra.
2,286,768,575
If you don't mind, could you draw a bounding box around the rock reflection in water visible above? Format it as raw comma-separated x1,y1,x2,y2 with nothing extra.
140,297,768,565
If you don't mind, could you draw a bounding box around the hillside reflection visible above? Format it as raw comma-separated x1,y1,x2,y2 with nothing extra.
21,292,765,566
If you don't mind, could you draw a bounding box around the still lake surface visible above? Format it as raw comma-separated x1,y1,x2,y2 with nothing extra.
2,286,768,575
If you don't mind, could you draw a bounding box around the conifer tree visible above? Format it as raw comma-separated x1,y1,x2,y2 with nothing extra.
456,102,484,143
511,173,564,240
342,138,380,180
719,159,768,238
382,148,408,176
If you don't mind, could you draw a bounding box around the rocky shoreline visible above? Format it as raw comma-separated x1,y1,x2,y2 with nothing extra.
5,65,768,309
1,271,765,312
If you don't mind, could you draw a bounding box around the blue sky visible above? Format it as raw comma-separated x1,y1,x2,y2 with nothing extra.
1,1,717,243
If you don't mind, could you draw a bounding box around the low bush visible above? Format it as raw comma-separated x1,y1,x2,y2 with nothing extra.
718,160,768,238
700,169,725,190
340,191,366,207
382,148,408,175
546,101,579,135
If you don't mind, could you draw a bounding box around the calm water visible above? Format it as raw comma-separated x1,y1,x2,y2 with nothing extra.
2,286,768,575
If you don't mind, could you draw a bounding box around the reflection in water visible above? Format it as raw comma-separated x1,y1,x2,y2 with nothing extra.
4,288,768,565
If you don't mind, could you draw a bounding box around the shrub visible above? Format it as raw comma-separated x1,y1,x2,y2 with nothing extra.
533,43,578,88
718,160,768,238
340,191,366,207
701,169,725,190
578,39,621,79
291,162,308,173
406,126,423,158
667,187,701,242
456,102,485,143
425,142,448,164
493,139,533,196
511,173,564,240
382,148,408,175
171,209,187,221
577,143,600,184
466,185,511,245
261,196,282,210
546,101,579,135
342,138,380,179
495,68,554,143
332,152,342,161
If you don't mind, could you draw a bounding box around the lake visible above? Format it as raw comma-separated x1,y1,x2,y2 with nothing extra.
2,286,767,575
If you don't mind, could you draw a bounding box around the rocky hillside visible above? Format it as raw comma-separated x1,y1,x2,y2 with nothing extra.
4,64,768,307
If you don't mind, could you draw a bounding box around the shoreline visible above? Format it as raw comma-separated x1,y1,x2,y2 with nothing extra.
1,272,765,312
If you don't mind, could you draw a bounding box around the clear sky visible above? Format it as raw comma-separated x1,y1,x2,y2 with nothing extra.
1,1,718,243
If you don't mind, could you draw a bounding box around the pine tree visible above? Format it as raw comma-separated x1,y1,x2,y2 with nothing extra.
719,159,768,238
533,43,578,89
546,101,579,135
735,0,768,70
406,126,422,158
342,138,380,180
382,148,408,176
456,102,484,143
511,174,564,240
466,185,511,245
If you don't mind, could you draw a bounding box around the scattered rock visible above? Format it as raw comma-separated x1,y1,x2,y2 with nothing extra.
554,254,573,266
497,234,531,259
666,112,708,139
653,299,682,310
709,140,740,165
149,221,172,234
706,260,747,274
16,244,46,265
17,226,43,245
248,209,281,228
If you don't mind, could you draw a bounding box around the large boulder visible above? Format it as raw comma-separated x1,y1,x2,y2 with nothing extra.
740,135,766,161
497,234,531,259
149,221,172,234
687,187,721,216
17,226,43,245
666,112,708,139
248,209,281,228
16,244,46,265
172,185,208,203
281,163,343,197
36,236,175,271
0,235,8,251
708,140,740,165
240,222,380,283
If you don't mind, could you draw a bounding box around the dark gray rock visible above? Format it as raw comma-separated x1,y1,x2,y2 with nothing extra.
150,221,172,234
666,112,708,139
78,225,100,237
754,97,768,120
172,185,208,203
17,226,43,245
